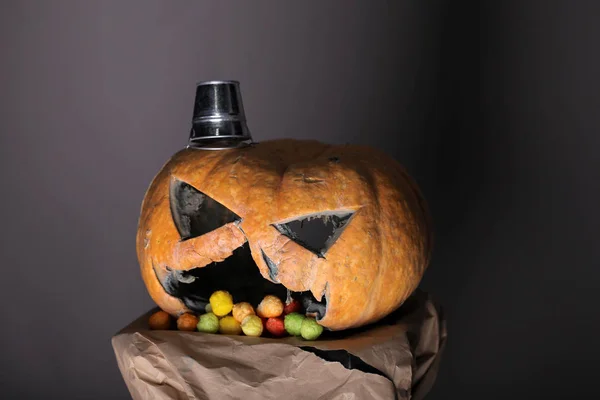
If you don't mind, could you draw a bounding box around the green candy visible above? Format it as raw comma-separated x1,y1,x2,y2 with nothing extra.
300,318,323,341
284,312,306,336
196,312,219,333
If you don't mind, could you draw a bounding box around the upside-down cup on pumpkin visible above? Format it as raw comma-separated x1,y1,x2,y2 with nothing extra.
136,139,432,331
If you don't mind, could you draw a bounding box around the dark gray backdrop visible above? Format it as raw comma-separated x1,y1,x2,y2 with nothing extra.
1,1,598,399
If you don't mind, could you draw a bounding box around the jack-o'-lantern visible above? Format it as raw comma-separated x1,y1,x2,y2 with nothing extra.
136,138,432,331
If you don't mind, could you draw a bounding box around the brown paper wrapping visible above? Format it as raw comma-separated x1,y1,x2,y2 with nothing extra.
112,289,446,400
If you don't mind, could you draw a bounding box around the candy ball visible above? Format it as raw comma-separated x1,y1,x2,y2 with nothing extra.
241,315,263,337
266,317,286,337
257,295,284,318
210,290,234,317
284,312,305,336
196,312,219,333
232,302,255,323
149,310,171,330
283,299,302,315
219,316,242,335
177,313,199,331
300,318,324,340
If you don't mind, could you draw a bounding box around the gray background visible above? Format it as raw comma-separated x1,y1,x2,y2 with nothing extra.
1,1,598,399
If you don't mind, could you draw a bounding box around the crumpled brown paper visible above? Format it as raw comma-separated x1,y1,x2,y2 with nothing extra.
112,289,446,400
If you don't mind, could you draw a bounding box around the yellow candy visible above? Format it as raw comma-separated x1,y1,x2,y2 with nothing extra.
219,316,242,335
209,290,234,317
241,315,263,337
232,302,255,323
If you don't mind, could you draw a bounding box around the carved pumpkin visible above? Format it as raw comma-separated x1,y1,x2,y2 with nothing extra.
136,139,432,331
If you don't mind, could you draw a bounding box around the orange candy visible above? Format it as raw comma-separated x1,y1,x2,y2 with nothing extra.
232,302,255,323
256,295,284,318
177,313,199,331
148,310,171,330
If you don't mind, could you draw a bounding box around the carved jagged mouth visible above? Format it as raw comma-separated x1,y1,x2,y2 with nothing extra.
154,243,328,320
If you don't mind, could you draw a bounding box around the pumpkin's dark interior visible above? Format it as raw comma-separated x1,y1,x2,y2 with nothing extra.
273,210,354,258
161,179,341,320
170,179,241,240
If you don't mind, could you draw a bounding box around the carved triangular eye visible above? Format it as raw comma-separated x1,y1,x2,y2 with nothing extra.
170,179,241,240
273,211,354,258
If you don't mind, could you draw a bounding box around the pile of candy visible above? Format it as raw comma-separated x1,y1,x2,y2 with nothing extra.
148,290,324,341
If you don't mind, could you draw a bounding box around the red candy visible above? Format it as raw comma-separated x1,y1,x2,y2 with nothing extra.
266,317,287,337
283,299,302,315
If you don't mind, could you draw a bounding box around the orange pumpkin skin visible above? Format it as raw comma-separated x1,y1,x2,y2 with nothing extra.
136,139,432,331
